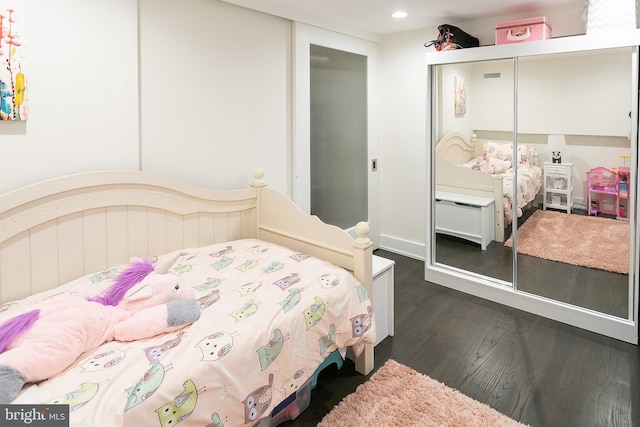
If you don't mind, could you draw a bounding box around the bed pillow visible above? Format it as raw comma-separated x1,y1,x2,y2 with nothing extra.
463,156,511,174
483,141,513,162
484,141,536,167
480,157,511,174
462,157,483,170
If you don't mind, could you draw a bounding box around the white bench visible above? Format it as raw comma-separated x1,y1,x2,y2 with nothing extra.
372,255,394,346
435,191,495,250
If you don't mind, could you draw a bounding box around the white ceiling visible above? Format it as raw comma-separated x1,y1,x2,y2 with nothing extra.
222,0,579,37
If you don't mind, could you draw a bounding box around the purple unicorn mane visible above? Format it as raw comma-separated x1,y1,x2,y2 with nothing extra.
87,258,154,306
0,309,40,354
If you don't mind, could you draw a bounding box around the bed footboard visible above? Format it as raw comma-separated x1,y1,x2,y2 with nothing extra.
253,171,374,374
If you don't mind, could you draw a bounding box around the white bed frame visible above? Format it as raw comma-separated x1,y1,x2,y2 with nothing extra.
435,132,506,242
0,169,374,375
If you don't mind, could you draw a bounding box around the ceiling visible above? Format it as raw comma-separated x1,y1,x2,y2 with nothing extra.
222,0,578,37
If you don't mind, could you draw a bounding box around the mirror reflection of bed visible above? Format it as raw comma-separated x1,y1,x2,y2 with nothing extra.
434,132,629,318
435,132,541,242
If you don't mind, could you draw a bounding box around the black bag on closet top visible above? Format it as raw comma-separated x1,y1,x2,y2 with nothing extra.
425,24,479,51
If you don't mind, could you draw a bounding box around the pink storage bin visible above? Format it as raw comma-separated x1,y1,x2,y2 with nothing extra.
495,16,552,45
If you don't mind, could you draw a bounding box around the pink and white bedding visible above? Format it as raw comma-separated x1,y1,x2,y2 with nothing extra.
3,239,375,426
462,141,542,222
499,166,542,222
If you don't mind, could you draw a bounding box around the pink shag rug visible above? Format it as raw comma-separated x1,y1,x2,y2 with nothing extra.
318,359,527,427
505,209,629,274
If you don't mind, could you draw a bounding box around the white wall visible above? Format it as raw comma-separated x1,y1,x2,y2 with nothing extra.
377,3,589,258
0,0,139,193
377,31,429,257
0,0,291,196
439,63,475,137
139,0,291,191
470,51,631,136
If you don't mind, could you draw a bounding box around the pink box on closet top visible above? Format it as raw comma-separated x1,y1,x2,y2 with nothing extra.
495,16,552,45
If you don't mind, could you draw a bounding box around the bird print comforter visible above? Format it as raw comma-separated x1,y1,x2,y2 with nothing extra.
6,239,376,426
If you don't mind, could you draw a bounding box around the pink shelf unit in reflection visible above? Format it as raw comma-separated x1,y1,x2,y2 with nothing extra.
586,166,618,216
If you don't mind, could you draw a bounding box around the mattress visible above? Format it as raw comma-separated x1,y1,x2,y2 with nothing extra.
501,165,543,221
2,239,375,426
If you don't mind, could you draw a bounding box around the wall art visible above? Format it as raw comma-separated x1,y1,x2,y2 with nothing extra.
454,76,466,117
0,1,26,121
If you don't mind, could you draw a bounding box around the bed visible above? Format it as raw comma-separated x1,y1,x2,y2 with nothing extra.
435,132,542,243
0,169,375,426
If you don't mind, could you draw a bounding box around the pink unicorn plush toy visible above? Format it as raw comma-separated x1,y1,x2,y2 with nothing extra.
0,254,201,404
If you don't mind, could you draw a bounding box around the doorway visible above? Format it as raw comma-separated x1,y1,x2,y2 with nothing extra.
293,23,379,244
310,45,367,228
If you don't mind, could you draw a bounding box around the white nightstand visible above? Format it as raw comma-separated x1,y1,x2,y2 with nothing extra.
543,162,574,214
372,255,395,346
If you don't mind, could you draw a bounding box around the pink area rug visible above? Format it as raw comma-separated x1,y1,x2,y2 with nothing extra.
505,209,629,274
318,359,527,427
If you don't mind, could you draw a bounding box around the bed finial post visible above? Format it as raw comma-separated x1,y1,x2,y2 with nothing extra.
352,220,374,375
251,168,267,188
354,221,371,248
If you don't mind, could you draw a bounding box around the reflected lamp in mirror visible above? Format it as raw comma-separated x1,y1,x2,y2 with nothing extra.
548,134,566,163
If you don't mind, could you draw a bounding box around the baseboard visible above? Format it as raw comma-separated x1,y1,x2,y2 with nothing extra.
378,234,425,261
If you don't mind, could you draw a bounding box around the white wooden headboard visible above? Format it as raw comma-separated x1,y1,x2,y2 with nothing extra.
0,170,373,303
435,132,479,164
0,171,260,304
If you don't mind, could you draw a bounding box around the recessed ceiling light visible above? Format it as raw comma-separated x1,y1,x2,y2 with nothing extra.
391,11,408,19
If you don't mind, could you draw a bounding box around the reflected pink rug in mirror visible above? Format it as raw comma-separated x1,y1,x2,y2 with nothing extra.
318,359,527,427
505,210,629,274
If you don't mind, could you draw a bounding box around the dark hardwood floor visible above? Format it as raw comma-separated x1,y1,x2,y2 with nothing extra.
435,207,629,318
286,249,640,427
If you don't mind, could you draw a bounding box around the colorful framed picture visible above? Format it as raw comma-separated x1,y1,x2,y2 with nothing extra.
454,76,466,117
0,0,27,121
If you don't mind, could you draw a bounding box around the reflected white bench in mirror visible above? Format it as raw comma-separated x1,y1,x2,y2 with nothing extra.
435,191,495,250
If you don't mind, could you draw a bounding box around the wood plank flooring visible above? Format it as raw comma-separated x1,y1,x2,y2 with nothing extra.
287,250,640,427
435,206,629,318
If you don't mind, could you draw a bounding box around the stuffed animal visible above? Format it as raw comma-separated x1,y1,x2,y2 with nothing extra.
478,156,511,174
552,150,562,163
0,254,201,404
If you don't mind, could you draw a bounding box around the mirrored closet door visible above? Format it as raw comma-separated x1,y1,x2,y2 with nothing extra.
515,48,634,318
431,58,515,285
426,34,639,343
